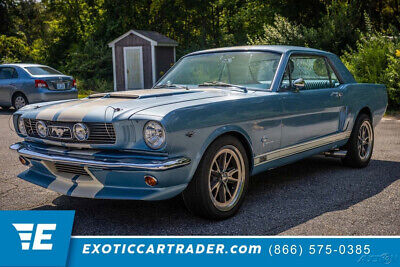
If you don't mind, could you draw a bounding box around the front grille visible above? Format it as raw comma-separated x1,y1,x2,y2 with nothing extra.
24,119,116,144
54,162,88,176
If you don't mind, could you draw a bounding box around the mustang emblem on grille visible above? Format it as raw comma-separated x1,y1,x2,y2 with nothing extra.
48,126,72,139
53,128,65,137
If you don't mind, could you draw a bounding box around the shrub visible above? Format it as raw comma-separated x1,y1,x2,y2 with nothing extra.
0,35,32,63
341,33,400,109
62,39,113,93
77,78,113,94
247,2,361,55
385,49,400,109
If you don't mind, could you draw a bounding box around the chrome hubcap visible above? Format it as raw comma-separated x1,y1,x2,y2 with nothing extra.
208,145,245,211
357,121,373,160
14,96,26,109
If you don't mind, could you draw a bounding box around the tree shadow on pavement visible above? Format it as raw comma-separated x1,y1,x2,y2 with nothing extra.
32,156,400,235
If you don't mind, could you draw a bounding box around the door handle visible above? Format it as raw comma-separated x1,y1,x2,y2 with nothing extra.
330,91,343,98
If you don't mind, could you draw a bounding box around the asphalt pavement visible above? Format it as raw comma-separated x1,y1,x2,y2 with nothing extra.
0,109,398,235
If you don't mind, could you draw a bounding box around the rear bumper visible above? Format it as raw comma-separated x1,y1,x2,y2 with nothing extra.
29,88,78,103
10,142,191,200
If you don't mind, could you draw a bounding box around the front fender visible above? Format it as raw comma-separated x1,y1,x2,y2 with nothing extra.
187,125,254,180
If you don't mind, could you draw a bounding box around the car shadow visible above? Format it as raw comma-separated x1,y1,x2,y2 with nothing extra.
0,108,15,116
32,156,400,235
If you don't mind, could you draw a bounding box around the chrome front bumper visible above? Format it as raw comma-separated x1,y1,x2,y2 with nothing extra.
10,142,191,171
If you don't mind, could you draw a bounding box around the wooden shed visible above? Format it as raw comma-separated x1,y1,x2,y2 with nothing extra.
108,30,178,91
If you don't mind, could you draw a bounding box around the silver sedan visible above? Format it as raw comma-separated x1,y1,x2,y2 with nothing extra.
0,63,78,109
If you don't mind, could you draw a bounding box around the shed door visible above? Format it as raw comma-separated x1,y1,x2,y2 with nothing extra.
124,47,144,89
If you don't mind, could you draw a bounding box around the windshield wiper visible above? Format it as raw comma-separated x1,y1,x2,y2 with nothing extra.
198,81,248,93
153,83,189,90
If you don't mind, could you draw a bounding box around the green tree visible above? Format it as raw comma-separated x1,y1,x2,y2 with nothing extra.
0,35,32,63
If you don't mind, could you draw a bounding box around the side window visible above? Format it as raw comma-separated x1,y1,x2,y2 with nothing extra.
326,62,340,88
280,55,338,90
0,67,18,79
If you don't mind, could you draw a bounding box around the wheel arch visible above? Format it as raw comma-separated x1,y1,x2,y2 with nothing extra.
357,106,372,122
196,126,254,174
343,106,373,150
12,91,28,103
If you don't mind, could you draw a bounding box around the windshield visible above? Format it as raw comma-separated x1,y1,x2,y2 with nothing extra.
156,51,281,90
25,66,63,75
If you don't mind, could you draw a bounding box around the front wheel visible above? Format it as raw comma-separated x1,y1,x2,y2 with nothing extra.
342,113,374,168
182,136,249,219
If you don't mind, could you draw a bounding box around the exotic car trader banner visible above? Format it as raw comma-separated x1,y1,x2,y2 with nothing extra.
0,211,398,267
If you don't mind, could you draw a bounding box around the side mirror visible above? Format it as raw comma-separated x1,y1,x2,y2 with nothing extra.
292,78,305,92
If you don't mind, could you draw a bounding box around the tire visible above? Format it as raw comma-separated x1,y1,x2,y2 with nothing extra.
12,93,28,110
342,113,374,168
182,135,250,219
1,106,10,110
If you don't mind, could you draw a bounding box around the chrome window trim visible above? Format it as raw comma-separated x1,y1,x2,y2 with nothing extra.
277,52,345,92
155,50,284,92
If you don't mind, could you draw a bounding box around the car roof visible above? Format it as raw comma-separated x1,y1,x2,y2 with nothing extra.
0,63,48,68
186,45,331,56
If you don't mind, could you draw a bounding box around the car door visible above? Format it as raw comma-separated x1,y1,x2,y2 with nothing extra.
279,54,346,148
0,67,18,105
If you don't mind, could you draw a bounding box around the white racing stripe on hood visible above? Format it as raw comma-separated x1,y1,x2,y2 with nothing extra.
55,98,127,121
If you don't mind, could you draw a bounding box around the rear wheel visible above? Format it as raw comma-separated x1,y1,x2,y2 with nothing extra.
12,93,28,110
342,113,374,168
182,136,249,219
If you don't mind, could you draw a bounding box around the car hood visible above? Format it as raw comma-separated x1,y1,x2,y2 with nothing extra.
21,89,239,122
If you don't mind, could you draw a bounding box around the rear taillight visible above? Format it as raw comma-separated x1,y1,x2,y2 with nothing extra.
35,80,48,88
72,79,76,87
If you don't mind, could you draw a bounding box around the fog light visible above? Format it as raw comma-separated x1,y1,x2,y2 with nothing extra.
144,175,158,187
19,156,30,166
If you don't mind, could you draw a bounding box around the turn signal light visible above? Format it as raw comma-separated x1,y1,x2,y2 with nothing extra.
144,175,158,187
19,156,30,166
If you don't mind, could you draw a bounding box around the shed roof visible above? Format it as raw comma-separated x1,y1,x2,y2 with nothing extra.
108,30,178,47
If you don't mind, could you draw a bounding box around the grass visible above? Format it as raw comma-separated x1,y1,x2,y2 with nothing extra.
385,109,400,119
78,94,89,99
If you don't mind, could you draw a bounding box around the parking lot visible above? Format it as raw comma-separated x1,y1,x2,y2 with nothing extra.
0,109,399,235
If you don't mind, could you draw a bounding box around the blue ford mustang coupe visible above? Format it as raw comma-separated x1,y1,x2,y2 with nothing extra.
10,46,387,219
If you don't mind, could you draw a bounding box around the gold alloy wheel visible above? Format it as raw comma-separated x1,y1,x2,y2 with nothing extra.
357,120,373,160
208,145,245,211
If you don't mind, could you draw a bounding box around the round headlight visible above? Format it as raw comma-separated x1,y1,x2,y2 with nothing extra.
17,116,27,136
73,123,89,141
143,121,166,149
36,121,47,138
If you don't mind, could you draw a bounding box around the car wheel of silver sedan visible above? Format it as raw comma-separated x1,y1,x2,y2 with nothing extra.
182,135,249,219
12,94,28,110
342,113,374,168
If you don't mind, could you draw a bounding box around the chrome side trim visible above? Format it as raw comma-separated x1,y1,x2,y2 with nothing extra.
254,131,351,166
10,143,191,171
